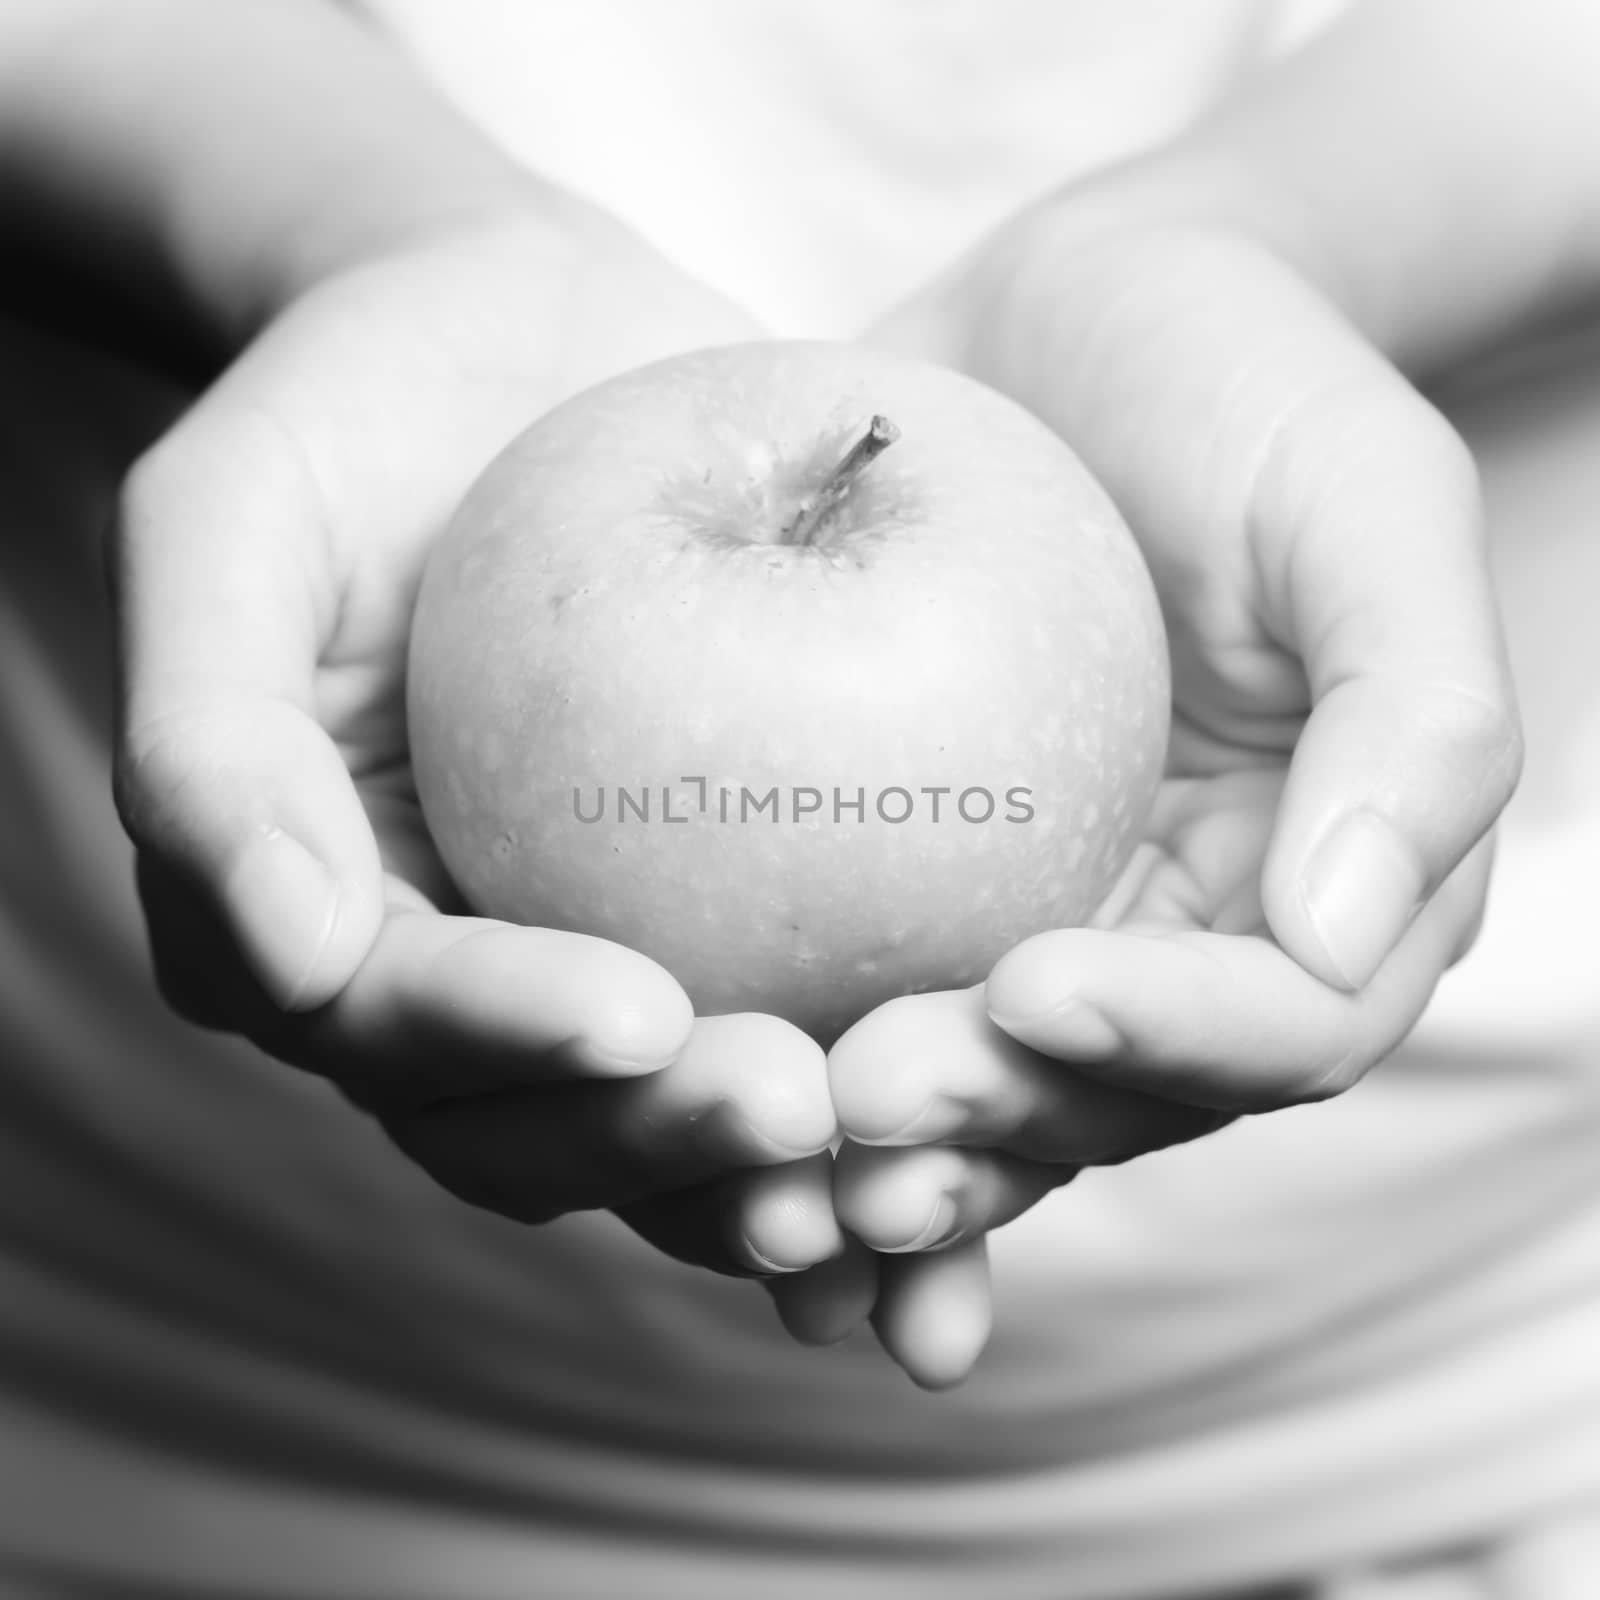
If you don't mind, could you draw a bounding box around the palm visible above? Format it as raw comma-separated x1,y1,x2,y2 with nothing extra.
1094,765,1284,948
122,218,851,1285
233,221,765,904
1089,561,1308,945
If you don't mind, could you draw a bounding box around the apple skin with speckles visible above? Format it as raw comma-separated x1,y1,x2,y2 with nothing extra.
407,342,1169,1047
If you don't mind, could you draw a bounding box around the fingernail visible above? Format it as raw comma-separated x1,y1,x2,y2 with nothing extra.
866,1096,965,1146
1299,809,1426,991
569,1037,681,1077
223,825,340,1010
741,1235,807,1275
881,1194,958,1254
571,996,691,1077
987,996,1122,1057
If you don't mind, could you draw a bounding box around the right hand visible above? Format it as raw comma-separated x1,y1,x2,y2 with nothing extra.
111,203,845,1282
819,198,1522,1387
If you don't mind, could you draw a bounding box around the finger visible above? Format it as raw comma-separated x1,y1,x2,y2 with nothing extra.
294,911,697,1104
1002,226,1516,991
385,1012,835,1223
1246,336,1522,991
882,227,1521,991
112,402,384,1010
870,1240,993,1391
140,864,698,1102
618,1152,844,1278
834,1139,1061,1256
829,987,1223,1163
764,1237,880,1347
986,837,1493,1111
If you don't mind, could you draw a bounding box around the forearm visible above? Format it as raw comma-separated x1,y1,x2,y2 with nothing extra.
1194,0,1600,369
0,0,570,356
1026,0,1600,377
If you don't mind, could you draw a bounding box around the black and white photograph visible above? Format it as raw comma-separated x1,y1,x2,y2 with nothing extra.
1,2,1596,1596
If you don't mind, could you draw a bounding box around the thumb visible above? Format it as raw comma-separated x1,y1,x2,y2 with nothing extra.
884,219,1524,995
111,402,385,1011
1253,365,1523,990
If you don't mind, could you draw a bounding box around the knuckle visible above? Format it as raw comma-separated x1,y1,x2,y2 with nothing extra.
1444,839,1497,967
1289,1046,1367,1106
1385,409,1524,804
112,709,218,844
1417,680,1525,806
1485,701,1527,806
1413,404,1483,508
115,439,185,546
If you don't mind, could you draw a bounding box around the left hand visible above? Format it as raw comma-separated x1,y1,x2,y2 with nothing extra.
796,210,1523,1388
112,204,853,1291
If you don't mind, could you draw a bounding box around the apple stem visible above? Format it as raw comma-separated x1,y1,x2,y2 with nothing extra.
783,414,901,547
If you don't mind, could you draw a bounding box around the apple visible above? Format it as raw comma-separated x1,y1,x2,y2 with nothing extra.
407,341,1169,1046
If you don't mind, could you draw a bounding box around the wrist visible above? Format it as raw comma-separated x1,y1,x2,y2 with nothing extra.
0,0,628,357
153,4,598,339
256,168,609,328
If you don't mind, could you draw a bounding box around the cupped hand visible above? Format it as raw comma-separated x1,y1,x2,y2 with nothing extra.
819,212,1523,1387
111,206,843,1281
